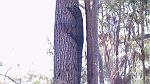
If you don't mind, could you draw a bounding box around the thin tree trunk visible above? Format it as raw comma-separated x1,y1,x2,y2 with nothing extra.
84,0,104,84
114,0,121,84
140,0,146,83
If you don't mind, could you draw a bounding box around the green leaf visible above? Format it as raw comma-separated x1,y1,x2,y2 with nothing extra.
33,80,40,84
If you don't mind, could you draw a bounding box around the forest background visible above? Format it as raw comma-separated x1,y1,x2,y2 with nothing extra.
0,0,150,84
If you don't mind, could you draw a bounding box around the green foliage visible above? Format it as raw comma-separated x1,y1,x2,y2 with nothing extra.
145,41,150,55
33,80,40,84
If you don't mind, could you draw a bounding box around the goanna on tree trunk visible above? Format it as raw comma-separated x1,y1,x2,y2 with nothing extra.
54,0,83,84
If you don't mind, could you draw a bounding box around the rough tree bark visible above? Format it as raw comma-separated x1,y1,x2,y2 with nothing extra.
54,0,83,84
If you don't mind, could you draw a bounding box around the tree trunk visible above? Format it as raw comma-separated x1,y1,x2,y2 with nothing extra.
140,0,146,84
84,0,104,84
114,1,121,84
54,0,83,84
